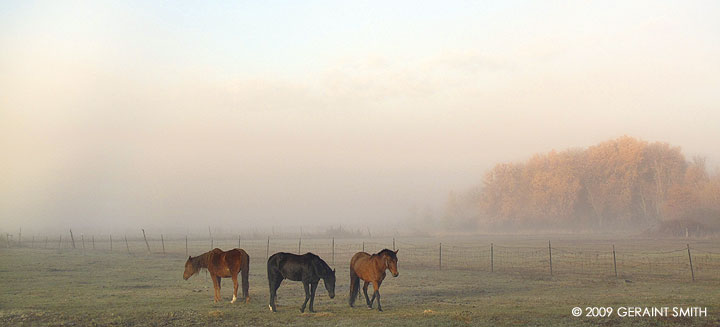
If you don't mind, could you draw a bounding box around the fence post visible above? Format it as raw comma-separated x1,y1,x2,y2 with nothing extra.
266,236,270,260
298,237,302,254
612,245,617,278
238,234,241,248
332,238,335,266
18,228,21,247
439,243,442,270
142,229,151,254
59,235,62,249
491,243,494,272
6,233,9,248
687,244,695,282
110,234,113,252
185,235,188,256
45,237,48,249
362,241,365,252
548,240,553,276
70,229,76,249
92,236,95,250
125,235,131,255
81,234,85,253
161,234,165,255
393,238,396,251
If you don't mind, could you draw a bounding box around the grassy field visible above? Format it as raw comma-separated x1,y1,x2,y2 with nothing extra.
1,240,719,326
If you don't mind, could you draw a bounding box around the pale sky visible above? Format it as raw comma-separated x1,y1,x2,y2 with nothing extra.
1,1,719,233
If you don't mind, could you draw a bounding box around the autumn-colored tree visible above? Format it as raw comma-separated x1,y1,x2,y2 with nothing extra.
445,136,720,232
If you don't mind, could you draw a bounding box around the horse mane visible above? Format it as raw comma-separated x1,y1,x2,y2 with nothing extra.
375,249,398,260
189,250,214,273
308,253,333,277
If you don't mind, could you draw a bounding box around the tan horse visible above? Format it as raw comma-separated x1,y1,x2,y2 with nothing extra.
183,248,250,303
349,249,399,311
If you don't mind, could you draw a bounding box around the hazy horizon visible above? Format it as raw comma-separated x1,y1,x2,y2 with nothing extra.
2,1,719,233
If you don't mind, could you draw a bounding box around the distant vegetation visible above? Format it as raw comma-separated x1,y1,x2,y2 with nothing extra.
445,136,720,234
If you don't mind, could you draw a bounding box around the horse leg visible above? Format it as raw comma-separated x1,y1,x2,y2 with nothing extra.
309,282,318,313
212,275,221,303
363,281,372,308
231,274,239,303
300,281,310,313
372,280,383,312
268,276,281,312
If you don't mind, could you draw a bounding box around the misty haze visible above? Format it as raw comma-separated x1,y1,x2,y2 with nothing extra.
1,1,719,326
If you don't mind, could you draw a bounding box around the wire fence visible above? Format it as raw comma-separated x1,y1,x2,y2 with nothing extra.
3,231,719,282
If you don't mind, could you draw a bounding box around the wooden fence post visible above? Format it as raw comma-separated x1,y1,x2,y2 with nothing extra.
110,234,113,252
491,243,494,272
125,235,131,255
439,243,442,270
298,237,302,254
548,241,553,276
70,229,76,249
393,238,396,251
18,228,21,247
161,234,165,255
142,229,151,254
81,234,85,252
238,234,241,248
332,238,335,266
612,245,617,278
362,241,365,252
687,244,695,282
266,236,270,260
92,235,95,250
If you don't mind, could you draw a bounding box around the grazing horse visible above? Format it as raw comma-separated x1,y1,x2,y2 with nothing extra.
267,252,336,313
183,248,250,304
349,249,399,311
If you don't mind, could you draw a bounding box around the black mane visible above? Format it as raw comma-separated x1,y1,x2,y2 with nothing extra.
375,249,398,260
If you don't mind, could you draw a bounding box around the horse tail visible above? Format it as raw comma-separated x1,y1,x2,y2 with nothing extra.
349,263,360,307
240,249,250,302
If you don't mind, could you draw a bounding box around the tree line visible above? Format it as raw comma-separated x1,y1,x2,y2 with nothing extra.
445,136,720,232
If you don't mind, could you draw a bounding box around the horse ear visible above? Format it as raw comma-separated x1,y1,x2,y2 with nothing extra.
333,268,336,273
394,249,399,254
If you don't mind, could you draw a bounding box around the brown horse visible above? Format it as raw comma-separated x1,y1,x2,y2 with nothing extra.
349,249,399,311
183,248,250,303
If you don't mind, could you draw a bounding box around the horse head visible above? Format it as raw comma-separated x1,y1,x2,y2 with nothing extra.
324,268,336,299
382,249,400,277
183,256,196,280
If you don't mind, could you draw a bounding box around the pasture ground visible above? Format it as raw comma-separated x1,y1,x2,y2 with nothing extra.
1,240,719,326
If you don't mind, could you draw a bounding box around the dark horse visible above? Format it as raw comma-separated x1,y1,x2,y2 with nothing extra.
183,248,250,303
349,249,399,311
267,252,336,313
